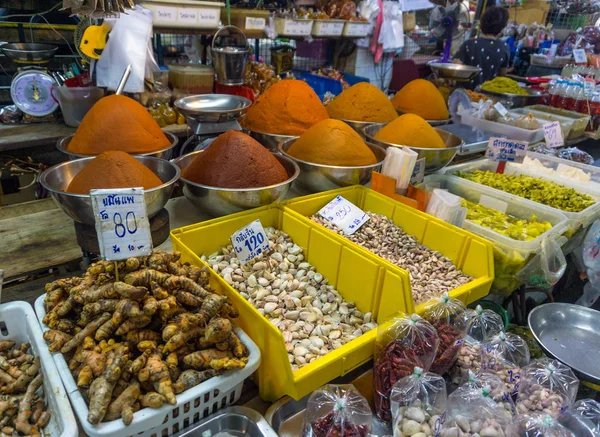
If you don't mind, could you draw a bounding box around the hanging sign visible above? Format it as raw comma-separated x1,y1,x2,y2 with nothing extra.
230,219,270,265
318,195,369,235
90,188,152,261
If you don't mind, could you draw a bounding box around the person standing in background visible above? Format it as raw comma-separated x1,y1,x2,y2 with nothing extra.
453,6,510,88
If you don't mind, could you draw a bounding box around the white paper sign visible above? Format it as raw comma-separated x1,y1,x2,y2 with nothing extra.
178,8,198,23
245,17,266,30
318,195,369,235
485,137,528,163
479,194,508,214
318,21,344,35
494,102,508,117
543,121,564,148
344,22,370,37
573,49,587,64
90,188,152,261
198,9,219,25
410,158,426,185
283,20,312,35
230,220,270,265
155,6,177,22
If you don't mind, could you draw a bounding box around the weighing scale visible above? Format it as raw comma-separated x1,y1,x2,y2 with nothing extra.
0,43,60,118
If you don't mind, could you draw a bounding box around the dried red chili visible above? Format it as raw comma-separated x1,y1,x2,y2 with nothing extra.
310,411,369,437
430,322,463,374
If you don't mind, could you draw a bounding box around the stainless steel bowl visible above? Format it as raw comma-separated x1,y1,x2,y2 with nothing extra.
426,61,481,81
40,156,179,225
363,123,463,173
56,132,179,160
175,94,251,123
477,86,545,108
336,119,377,136
397,110,451,127
173,152,299,217
278,139,386,193
0,43,58,63
242,126,298,153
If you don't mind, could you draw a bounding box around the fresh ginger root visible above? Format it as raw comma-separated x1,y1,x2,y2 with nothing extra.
138,352,176,405
105,382,140,425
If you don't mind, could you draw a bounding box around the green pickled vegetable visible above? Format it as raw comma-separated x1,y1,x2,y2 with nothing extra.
457,170,595,213
507,325,545,359
481,77,528,95
463,200,553,241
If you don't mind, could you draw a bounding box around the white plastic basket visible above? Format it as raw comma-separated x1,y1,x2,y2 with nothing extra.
273,17,313,36
342,21,371,37
460,113,545,143
34,294,260,437
311,19,344,37
0,301,78,437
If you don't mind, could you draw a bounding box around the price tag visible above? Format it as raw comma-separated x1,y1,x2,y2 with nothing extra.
90,188,152,261
178,8,198,23
573,49,587,64
485,137,528,163
245,17,266,30
155,6,177,22
543,121,564,148
230,220,270,265
343,22,370,36
318,195,369,235
479,194,508,214
494,102,508,117
283,19,313,35
410,158,426,185
318,21,344,35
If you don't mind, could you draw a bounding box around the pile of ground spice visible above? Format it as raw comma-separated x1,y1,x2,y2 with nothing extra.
182,131,289,188
287,119,377,166
326,82,397,122
391,79,449,120
67,95,171,155
67,151,163,194
375,114,446,149
241,80,329,136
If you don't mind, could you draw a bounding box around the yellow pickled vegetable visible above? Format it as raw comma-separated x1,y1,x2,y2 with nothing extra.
481,77,528,95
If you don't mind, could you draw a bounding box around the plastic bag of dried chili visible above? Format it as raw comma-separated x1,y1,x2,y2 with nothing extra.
481,332,531,397
390,367,449,437
423,293,468,375
373,314,439,423
302,384,372,437
464,305,505,344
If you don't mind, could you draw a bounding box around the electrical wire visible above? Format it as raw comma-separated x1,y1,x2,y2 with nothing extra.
0,1,62,20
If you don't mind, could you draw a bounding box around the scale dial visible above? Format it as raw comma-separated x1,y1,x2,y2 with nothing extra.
11,70,58,117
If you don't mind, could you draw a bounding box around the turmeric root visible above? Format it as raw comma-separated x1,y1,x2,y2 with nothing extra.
205,318,233,343
62,312,111,353
15,373,43,435
138,353,176,405
173,369,219,394
227,332,249,358
162,312,200,342
112,299,142,325
105,382,140,425
11,357,40,393
219,302,240,319
115,316,152,336
129,350,151,374
0,356,21,379
175,291,203,307
87,345,129,424
183,349,247,371
114,282,148,301
164,327,203,352
83,299,119,316
82,349,107,376
165,352,180,381
137,341,157,352
140,392,166,409
77,365,94,387
96,318,119,341
150,281,169,300
81,283,117,304
0,342,15,352
142,297,158,316
123,330,161,344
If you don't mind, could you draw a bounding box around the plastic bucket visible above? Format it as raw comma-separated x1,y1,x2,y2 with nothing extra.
54,86,104,127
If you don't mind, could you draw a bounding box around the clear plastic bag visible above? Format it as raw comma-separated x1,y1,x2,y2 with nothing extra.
450,341,482,385
423,293,468,375
507,413,575,437
443,385,511,437
390,367,448,437
374,314,439,422
516,238,567,290
481,332,531,396
558,399,600,437
516,359,580,417
464,305,505,343
302,384,371,437
465,370,515,416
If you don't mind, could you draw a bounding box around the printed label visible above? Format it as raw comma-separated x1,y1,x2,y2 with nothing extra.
573,49,587,64
344,22,369,36
316,21,344,35
178,8,198,23
230,220,270,265
90,188,152,261
282,19,313,35
198,9,219,25
318,195,369,235
485,137,528,163
245,17,266,30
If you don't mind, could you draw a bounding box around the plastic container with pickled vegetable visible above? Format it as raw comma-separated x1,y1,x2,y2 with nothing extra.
420,175,569,296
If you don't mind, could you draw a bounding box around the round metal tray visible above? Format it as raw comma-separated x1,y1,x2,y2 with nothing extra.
427,61,481,81
0,43,58,63
175,94,251,123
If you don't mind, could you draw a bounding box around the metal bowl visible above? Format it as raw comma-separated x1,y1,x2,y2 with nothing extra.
336,119,378,136
529,303,600,385
56,132,179,160
175,94,251,123
363,123,463,174
426,61,481,81
278,139,386,193
476,86,545,108
397,110,451,127
241,126,298,153
173,152,299,217
0,43,58,63
40,156,179,225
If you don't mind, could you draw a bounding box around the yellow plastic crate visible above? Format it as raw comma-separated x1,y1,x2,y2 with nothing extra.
171,205,412,402
282,186,495,314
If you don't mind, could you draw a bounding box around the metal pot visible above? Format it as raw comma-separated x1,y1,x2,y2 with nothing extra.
212,26,249,86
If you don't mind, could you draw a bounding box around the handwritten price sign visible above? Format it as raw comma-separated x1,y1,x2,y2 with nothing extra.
230,220,270,265
485,137,528,164
543,121,564,148
90,188,152,261
318,195,369,235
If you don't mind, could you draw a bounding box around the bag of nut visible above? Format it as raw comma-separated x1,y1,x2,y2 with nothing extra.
450,305,505,385
516,359,579,417
423,293,468,375
463,370,516,415
373,314,440,423
390,367,449,437
302,384,372,437
558,399,600,437
506,413,575,437
480,332,531,397
444,384,512,437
